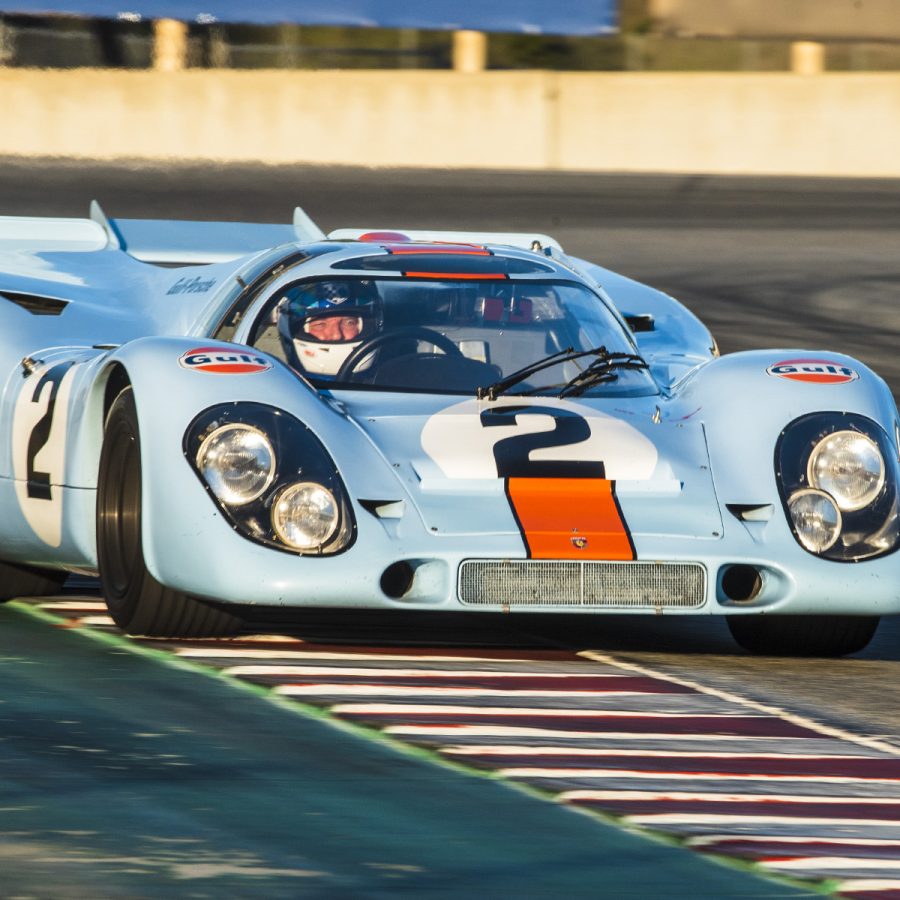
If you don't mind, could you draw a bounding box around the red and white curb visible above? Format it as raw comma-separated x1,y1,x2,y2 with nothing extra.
33,596,900,898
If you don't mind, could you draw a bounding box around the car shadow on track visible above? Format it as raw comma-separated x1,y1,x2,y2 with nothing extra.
62,575,900,660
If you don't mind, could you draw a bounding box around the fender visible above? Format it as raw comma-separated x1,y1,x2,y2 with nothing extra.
100,337,419,592
676,349,899,506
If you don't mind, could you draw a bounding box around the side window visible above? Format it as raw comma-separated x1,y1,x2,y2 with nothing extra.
248,294,288,363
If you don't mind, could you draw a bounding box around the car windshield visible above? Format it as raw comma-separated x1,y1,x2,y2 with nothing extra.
250,277,658,397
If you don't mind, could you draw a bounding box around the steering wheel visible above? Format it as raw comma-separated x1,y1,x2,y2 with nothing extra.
336,327,463,382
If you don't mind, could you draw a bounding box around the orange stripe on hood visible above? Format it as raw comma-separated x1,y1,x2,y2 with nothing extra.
506,478,635,560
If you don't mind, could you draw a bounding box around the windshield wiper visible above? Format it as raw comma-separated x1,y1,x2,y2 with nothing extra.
478,346,587,400
477,346,637,401
556,352,649,398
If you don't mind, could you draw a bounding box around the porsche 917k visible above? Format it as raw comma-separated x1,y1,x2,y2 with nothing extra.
1,204,898,656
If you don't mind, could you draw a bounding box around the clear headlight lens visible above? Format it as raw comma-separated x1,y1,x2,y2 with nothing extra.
272,482,339,550
197,424,275,506
807,430,885,511
788,489,842,553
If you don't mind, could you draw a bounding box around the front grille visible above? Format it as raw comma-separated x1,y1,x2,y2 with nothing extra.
458,560,706,609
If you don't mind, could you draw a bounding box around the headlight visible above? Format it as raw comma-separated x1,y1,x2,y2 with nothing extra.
787,489,841,553
776,412,900,562
807,430,884,511
272,482,339,550
197,424,275,505
185,403,356,556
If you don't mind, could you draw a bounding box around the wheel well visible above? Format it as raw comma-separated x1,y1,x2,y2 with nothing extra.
103,363,131,422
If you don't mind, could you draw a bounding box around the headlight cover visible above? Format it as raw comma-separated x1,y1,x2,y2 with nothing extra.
185,403,355,555
197,423,275,506
272,482,340,550
776,412,900,561
807,430,884,511
787,489,842,553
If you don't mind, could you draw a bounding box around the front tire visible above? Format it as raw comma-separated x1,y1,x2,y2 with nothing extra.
97,387,242,638
0,560,66,602
727,613,879,657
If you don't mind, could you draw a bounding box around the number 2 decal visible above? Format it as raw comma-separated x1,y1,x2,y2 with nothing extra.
25,362,74,500
12,360,77,546
479,405,604,478
420,398,658,482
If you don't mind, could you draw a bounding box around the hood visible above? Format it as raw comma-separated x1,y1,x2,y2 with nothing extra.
343,393,723,542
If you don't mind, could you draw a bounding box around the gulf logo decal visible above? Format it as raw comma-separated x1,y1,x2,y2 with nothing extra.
179,347,272,374
421,398,656,560
766,358,859,384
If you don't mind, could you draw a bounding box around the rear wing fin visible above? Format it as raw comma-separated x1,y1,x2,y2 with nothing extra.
0,202,325,264
327,227,563,252
0,204,563,263
93,202,326,264
0,214,109,252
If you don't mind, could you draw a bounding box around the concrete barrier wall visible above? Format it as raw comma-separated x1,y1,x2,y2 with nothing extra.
649,0,900,40
2,68,899,176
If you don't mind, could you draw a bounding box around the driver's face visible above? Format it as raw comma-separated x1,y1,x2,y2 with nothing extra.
305,315,362,342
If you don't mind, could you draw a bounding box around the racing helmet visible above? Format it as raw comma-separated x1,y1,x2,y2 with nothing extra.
277,279,381,378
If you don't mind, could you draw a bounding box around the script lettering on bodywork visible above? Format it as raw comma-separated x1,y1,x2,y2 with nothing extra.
167,276,217,295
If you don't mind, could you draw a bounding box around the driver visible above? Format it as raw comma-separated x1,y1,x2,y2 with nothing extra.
277,279,380,379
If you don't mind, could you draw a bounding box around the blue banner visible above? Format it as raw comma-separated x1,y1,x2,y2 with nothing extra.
0,1,617,34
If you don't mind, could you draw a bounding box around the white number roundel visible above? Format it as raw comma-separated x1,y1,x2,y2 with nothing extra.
420,397,658,480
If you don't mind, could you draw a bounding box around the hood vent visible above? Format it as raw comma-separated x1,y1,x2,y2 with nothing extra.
2,290,69,316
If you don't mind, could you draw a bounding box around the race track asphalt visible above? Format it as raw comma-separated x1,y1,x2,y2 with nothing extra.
3,158,899,896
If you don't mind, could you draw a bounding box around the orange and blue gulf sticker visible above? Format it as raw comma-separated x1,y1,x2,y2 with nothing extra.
178,347,272,375
766,358,858,384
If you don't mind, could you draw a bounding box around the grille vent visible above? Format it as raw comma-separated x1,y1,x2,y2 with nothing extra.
458,560,706,609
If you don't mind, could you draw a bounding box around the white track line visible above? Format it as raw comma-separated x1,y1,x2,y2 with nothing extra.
385,725,800,740
331,703,762,718
766,858,900,872
835,878,900,892
628,813,900,828
442,746,869,760
176,648,539,663
224,666,628,679
561,790,900,804
39,601,107,611
579,650,900,757
687,834,900,849
275,685,651,699
499,768,900,786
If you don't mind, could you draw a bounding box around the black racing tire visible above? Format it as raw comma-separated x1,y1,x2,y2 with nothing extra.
727,613,879,657
97,387,243,638
0,559,67,602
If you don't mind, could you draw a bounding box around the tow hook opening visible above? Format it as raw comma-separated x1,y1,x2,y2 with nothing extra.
720,564,764,603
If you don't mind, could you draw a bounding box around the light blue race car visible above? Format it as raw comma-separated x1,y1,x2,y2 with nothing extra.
2,203,898,655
